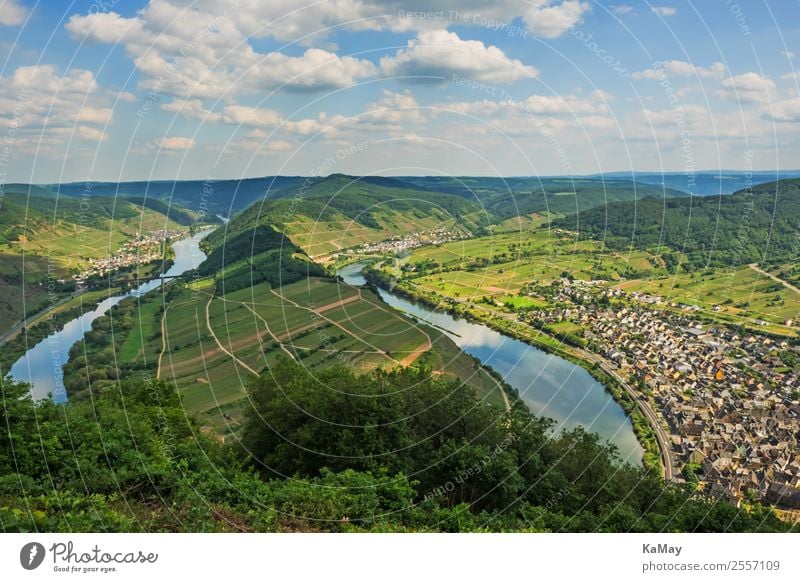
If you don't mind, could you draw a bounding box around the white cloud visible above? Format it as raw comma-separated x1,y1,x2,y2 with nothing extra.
151,136,195,150
766,97,800,122
782,50,796,60
250,49,377,91
75,126,108,142
631,60,726,80
0,0,28,26
611,4,634,15
380,29,537,84
651,6,677,17
719,72,776,103
523,0,590,38
220,105,283,128
0,64,117,149
67,5,377,98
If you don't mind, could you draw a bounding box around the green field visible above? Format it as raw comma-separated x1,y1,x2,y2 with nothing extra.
617,265,800,335
390,225,799,336
130,277,509,428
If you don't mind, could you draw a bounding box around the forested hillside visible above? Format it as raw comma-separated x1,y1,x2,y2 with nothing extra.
554,179,800,270
1,362,790,532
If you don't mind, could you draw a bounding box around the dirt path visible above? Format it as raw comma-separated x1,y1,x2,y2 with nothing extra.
240,301,298,361
270,288,399,365
749,263,800,296
399,339,432,366
155,299,172,379
205,297,259,376
315,293,361,313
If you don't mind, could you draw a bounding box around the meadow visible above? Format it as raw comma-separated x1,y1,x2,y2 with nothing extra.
397,226,799,337
108,276,507,429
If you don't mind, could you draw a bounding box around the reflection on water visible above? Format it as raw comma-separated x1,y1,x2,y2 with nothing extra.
9,229,212,403
337,262,644,464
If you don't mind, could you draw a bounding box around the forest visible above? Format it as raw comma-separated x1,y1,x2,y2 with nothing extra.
554,179,800,270
1,360,791,532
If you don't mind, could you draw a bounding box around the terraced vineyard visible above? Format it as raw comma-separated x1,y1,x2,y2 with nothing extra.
72,274,507,430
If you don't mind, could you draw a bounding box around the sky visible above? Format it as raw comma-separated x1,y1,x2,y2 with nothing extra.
0,0,799,182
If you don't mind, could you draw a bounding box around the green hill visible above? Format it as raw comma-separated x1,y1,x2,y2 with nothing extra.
553,179,800,271
207,174,491,259
0,191,189,336
403,176,686,218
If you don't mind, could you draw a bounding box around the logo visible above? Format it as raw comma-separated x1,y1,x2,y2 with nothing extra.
20,542,46,570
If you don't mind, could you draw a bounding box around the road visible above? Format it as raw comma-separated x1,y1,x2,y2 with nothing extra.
0,290,86,348
749,263,800,296
204,297,260,376
463,301,676,480
576,348,676,481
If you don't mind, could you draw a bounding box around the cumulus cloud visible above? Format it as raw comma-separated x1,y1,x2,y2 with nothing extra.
0,64,118,150
523,0,590,39
67,4,377,98
719,72,776,103
611,5,634,15
380,30,537,84
151,136,195,150
631,60,726,80
251,49,377,91
220,105,283,128
0,0,28,26
767,97,800,122
651,6,677,17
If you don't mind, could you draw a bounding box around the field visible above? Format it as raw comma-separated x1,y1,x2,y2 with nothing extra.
402,229,661,299
393,227,799,336
282,210,482,260
116,276,509,429
617,265,800,335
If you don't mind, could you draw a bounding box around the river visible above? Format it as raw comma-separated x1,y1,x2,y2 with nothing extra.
337,263,644,464
9,229,212,403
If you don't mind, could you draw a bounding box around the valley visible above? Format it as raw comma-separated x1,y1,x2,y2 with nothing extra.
4,173,800,531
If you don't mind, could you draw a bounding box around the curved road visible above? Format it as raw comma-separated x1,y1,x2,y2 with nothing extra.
476,303,676,481
577,348,676,481
749,263,800,296
0,290,85,348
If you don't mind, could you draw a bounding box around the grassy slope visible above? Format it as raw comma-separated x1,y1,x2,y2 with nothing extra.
204,174,491,260
0,191,187,335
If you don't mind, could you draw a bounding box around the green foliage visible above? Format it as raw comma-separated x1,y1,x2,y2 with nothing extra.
1,361,792,532
555,179,800,269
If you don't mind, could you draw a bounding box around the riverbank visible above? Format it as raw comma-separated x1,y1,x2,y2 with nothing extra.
361,266,665,476
7,229,213,402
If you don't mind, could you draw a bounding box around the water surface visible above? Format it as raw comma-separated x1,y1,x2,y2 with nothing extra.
337,262,643,463
9,229,212,402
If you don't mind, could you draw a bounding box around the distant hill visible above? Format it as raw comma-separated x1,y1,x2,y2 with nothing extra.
17,174,690,221
209,174,491,259
49,177,308,218
399,176,686,219
553,178,800,270
594,171,800,196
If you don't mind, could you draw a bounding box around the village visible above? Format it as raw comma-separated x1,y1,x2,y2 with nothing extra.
515,278,800,508
74,229,184,284
354,227,470,256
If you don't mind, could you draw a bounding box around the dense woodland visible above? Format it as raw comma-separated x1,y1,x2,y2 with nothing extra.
554,179,800,270
0,359,792,532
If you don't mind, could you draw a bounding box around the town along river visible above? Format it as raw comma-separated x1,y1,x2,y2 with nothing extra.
337,262,644,464
9,229,213,403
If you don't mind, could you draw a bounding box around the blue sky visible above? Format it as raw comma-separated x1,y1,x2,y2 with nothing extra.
0,0,798,182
